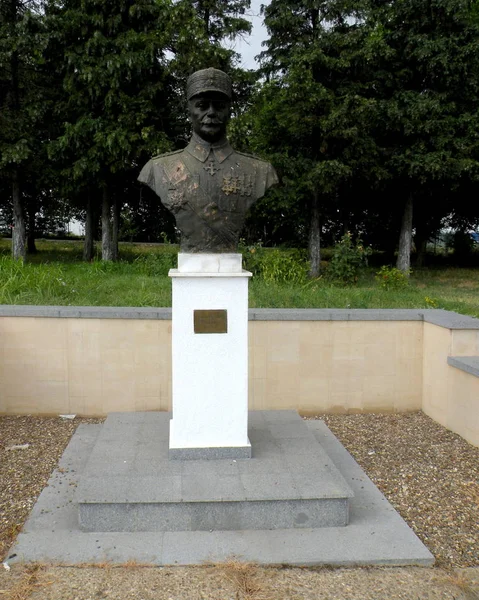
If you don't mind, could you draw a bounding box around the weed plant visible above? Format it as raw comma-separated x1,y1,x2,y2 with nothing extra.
242,243,308,284
326,233,371,285
0,256,71,305
375,265,411,290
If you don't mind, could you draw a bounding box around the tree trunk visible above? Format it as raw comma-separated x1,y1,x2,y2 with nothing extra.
415,227,428,268
10,4,25,261
101,187,113,261
83,193,94,261
112,197,119,261
396,195,413,273
27,199,37,254
12,170,26,261
308,189,321,278
415,238,427,268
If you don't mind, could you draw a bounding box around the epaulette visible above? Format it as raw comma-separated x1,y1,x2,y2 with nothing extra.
235,150,269,162
151,149,184,160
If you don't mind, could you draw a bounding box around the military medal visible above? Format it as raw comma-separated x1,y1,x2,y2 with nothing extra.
222,174,253,197
167,188,185,210
203,161,219,176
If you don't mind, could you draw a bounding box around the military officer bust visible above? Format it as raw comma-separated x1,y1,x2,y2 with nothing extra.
138,68,278,253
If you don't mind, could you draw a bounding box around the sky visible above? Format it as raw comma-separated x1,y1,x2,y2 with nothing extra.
227,0,268,69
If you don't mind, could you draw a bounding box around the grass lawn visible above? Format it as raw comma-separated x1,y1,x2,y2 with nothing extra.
0,238,479,318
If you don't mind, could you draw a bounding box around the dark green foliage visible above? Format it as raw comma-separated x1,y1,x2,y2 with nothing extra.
247,0,388,273
46,0,173,182
41,0,252,258
186,0,251,45
0,1,45,168
0,0,58,258
246,0,479,271
448,231,477,263
370,0,479,270
3,0,479,265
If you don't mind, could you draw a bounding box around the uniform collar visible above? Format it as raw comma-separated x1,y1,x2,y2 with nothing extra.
185,133,234,164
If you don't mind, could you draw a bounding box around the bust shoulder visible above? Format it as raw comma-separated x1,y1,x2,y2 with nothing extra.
151,149,184,162
138,149,187,192
233,150,279,188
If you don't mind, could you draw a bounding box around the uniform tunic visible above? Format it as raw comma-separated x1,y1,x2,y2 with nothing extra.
138,133,279,252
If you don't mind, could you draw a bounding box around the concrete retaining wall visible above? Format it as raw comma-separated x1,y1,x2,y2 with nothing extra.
0,306,478,446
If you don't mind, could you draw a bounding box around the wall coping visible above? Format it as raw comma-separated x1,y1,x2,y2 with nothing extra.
423,310,479,330
0,305,478,329
0,305,173,320
447,356,479,378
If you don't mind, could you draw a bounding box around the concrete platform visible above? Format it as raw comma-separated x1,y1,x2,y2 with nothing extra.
77,411,352,532
8,413,434,566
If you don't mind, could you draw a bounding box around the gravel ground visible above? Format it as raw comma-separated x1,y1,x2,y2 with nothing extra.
0,415,103,561
316,412,479,569
0,411,478,600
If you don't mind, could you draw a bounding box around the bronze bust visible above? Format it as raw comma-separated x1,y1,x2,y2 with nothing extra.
138,68,278,252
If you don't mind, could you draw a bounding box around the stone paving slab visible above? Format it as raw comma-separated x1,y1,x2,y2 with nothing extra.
8,415,434,566
77,411,352,502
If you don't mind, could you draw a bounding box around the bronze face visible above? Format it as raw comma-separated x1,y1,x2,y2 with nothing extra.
188,92,231,143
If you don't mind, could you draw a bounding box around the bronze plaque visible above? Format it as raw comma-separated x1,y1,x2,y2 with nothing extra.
194,310,228,334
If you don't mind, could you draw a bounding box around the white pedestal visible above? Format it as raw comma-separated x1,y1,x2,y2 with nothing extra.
168,254,252,459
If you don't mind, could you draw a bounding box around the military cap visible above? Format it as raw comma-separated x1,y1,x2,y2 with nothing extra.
186,68,232,101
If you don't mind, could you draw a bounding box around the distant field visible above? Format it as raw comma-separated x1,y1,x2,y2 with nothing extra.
0,238,478,317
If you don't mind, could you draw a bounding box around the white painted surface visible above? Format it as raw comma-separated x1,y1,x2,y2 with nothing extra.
177,253,242,273
170,270,251,279
169,267,251,450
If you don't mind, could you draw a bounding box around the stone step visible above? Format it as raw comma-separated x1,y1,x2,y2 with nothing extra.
76,411,353,532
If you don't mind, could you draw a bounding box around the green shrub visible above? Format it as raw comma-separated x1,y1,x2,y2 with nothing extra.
241,243,308,284
450,231,475,258
326,233,371,285
375,265,411,290
260,249,308,284
240,241,264,276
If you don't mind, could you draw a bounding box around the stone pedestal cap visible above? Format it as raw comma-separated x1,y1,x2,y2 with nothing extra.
187,68,232,100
